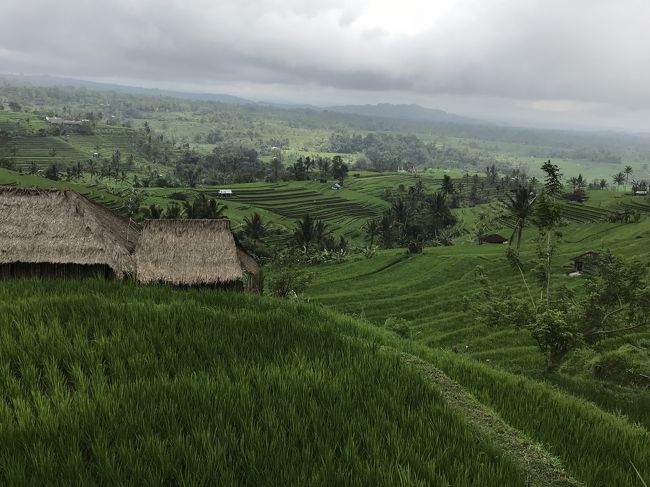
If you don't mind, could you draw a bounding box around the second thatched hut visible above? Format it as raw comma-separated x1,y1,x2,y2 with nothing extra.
135,219,262,292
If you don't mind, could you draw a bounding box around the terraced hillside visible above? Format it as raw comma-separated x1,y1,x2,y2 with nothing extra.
0,111,148,170
306,210,650,429
220,184,381,237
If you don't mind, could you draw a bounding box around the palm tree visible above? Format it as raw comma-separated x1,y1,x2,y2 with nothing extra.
293,214,316,251
163,202,183,219
242,213,268,242
184,194,227,219
145,204,163,219
504,185,537,249
441,175,454,195
363,219,379,247
624,165,633,188
378,212,394,248
269,157,283,182
317,158,331,179
313,220,331,249
613,172,625,191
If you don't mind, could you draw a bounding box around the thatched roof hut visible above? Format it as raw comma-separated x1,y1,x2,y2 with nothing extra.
0,186,137,279
480,234,508,244
135,219,261,291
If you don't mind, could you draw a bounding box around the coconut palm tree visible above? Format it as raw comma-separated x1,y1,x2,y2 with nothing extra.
504,185,537,249
145,204,163,219
184,194,227,219
624,165,633,188
363,218,380,247
269,157,284,182
163,202,183,219
613,172,625,191
242,213,269,242
293,214,316,251
317,157,331,179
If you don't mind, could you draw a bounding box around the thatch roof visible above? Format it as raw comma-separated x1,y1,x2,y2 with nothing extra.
135,219,251,285
571,251,600,262
0,186,137,276
236,247,259,275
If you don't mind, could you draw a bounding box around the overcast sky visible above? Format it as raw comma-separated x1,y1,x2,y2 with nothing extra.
2,0,650,131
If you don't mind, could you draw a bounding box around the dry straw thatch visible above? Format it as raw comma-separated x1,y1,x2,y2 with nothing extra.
0,186,138,277
136,219,258,287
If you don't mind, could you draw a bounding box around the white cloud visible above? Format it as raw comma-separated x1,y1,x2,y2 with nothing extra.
2,0,650,129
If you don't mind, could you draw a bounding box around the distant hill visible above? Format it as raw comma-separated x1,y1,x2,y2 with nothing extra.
325,103,479,125
0,73,254,105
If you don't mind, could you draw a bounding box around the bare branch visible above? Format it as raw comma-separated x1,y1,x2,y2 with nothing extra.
586,320,649,337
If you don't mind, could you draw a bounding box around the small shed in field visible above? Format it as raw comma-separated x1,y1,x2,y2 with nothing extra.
135,219,261,292
0,186,137,279
571,251,600,273
479,234,508,245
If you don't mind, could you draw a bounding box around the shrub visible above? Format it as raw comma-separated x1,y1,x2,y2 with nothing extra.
590,345,650,387
267,269,312,298
384,316,411,338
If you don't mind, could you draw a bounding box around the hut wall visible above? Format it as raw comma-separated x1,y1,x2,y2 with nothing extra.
243,270,263,294
0,262,116,280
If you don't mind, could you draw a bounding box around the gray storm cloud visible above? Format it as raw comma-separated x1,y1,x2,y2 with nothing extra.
1,0,650,128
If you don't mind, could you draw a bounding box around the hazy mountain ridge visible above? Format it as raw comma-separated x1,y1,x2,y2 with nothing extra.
0,74,255,105
325,103,479,125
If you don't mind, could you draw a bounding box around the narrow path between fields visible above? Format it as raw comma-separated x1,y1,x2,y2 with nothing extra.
394,350,583,487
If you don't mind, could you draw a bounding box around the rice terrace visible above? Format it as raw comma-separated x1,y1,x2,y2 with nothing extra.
2,2,650,485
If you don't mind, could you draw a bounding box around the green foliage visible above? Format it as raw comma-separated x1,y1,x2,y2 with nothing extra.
581,253,650,340
376,184,457,248
471,252,650,370
504,184,536,249
44,162,59,181
267,269,313,298
504,248,524,271
123,187,146,217
242,212,269,242
292,214,335,251
183,193,226,219
530,309,581,369
541,159,563,197
590,344,650,387
384,316,411,338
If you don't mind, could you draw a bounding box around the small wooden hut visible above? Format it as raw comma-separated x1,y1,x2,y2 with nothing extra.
0,186,137,279
134,219,262,292
571,251,600,273
479,234,508,245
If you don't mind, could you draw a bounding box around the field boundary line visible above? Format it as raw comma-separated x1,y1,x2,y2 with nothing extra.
388,347,583,487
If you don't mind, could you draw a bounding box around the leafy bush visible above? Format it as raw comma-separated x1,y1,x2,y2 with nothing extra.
590,345,650,387
384,316,411,338
267,269,312,298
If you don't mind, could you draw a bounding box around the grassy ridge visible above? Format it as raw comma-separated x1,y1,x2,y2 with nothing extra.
0,280,524,485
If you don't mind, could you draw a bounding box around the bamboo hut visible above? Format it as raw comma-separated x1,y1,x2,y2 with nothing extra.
0,186,137,279
135,219,262,292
